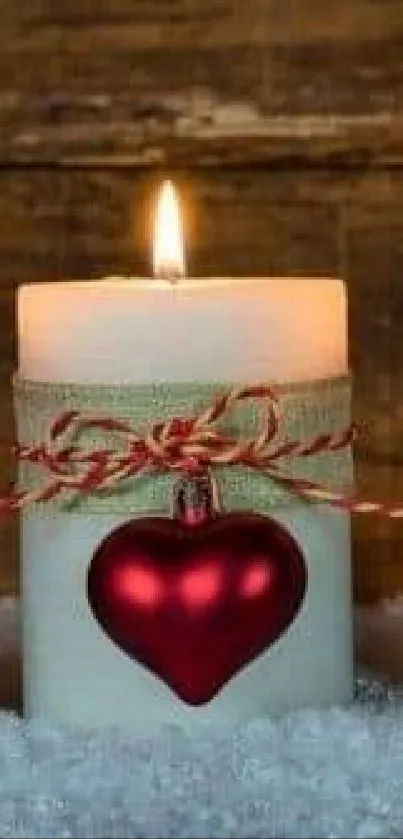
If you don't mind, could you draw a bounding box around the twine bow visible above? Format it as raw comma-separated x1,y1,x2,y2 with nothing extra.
6,384,402,517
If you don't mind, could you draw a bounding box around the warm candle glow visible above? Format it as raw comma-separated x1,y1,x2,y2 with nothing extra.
153,180,186,281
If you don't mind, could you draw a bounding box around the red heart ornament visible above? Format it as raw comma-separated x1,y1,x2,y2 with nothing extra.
87,479,307,706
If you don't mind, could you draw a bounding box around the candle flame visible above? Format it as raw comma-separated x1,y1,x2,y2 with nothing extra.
153,180,186,282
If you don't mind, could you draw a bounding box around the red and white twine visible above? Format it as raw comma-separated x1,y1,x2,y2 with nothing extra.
6,384,403,517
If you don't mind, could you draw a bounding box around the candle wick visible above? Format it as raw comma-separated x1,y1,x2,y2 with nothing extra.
155,266,185,286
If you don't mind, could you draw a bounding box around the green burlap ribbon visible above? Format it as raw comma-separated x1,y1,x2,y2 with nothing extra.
13,374,352,517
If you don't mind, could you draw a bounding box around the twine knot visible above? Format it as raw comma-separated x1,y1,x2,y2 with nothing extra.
7,384,362,514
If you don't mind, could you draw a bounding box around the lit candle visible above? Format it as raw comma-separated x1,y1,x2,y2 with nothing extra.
16,181,352,729
18,181,346,384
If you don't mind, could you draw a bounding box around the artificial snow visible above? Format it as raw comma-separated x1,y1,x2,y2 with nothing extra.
0,679,398,838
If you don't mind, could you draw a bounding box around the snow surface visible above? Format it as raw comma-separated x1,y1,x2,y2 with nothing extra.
0,678,398,838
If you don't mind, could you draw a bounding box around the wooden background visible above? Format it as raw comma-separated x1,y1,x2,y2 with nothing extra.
0,0,402,615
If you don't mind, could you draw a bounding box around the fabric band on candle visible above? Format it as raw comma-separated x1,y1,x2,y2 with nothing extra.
13,374,352,517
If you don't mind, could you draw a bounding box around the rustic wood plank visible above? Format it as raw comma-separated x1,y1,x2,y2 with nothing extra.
0,596,20,711
0,0,401,163
341,173,403,604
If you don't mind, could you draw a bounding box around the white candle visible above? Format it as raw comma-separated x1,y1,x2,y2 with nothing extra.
16,184,352,730
19,276,347,384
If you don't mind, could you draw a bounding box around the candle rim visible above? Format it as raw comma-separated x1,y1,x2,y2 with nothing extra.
19,276,347,292
14,371,351,391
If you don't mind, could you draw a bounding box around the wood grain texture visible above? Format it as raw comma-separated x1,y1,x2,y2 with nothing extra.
0,0,401,163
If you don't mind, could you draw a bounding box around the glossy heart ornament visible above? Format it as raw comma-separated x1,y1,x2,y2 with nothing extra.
87,476,307,705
